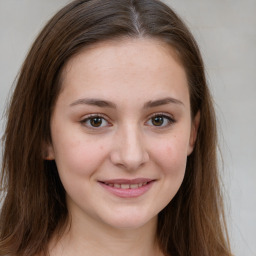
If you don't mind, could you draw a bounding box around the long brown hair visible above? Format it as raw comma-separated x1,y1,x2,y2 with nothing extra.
0,0,232,255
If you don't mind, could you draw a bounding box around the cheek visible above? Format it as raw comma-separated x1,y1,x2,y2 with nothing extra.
152,133,189,181
158,134,188,162
52,133,108,178
149,134,189,210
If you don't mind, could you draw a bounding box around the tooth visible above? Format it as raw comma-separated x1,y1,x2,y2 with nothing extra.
138,183,143,187
108,184,114,187
130,184,139,189
114,184,121,188
142,182,147,186
120,184,129,189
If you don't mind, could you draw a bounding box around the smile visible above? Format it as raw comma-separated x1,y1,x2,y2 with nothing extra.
103,182,149,189
99,179,155,198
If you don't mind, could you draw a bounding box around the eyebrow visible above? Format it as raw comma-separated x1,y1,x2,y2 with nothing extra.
143,97,184,108
70,98,116,108
69,97,184,108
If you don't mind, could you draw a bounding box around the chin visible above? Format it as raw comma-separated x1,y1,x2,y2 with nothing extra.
102,211,158,231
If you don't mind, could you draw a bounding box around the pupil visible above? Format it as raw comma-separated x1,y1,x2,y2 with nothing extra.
152,116,163,126
90,117,102,127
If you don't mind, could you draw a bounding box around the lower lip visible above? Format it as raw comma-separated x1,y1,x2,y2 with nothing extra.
99,181,154,198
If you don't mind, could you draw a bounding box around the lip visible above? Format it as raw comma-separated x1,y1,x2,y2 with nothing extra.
98,178,155,198
100,178,153,184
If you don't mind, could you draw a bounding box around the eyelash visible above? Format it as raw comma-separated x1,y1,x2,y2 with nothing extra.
80,114,111,129
80,113,176,129
145,113,176,128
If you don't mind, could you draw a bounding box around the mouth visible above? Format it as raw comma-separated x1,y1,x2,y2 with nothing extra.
101,181,151,189
98,178,155,198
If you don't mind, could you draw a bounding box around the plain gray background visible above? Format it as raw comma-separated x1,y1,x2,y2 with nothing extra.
0,1,255,255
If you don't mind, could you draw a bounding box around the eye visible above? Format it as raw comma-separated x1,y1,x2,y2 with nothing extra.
81,115,110,128
146,114,175,127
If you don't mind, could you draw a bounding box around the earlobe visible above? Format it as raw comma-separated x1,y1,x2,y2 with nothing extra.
187,111,200,155
43,142,55,160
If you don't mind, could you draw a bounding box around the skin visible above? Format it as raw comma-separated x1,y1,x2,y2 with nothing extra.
46,38,199,256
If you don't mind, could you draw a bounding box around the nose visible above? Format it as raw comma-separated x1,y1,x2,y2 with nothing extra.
110,124,149,171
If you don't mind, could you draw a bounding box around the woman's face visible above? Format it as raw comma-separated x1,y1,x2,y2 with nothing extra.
47,38,199,230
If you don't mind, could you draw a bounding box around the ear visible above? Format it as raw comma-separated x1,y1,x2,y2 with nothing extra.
43,142,55,160
187,111,200,156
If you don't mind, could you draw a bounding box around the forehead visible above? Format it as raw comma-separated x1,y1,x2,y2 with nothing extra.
59,38,189,106
62,38,185,80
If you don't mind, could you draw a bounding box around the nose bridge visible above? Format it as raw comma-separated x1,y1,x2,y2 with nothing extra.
110,122,149,170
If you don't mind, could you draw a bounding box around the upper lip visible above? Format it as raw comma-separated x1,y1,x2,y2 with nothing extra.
99,178,154,184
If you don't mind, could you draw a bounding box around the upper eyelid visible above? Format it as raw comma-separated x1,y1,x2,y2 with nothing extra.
81,113,110,121
79,112,175,123
80,113,112,127
146,112,175,120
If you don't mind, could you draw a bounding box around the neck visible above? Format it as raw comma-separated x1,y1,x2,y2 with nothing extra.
49,211,163,256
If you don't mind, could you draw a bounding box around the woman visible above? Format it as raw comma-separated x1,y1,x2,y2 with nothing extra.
0,0,232,255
